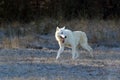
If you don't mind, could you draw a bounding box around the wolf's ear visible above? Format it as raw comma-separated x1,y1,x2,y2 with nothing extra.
62,26,65,29
56,26,60,31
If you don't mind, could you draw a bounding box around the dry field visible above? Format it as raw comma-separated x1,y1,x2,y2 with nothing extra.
0,47,120,80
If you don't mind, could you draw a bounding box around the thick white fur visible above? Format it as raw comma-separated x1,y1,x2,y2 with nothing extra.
55,26,93,59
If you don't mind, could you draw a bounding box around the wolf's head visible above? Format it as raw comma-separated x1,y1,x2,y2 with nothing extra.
55,26,67,43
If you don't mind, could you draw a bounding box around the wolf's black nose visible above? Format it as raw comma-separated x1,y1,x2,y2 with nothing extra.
65,36,67,38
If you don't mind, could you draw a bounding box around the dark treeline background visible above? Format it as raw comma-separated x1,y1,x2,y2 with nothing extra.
0,0,120,22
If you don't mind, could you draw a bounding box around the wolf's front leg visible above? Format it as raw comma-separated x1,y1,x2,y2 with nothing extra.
71,45,77,60
56,46,64,59
75,47,79,59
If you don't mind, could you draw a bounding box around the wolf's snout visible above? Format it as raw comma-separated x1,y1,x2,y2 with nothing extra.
60,35,67,39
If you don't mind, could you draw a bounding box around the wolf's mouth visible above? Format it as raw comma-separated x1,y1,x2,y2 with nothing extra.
60,36,65,43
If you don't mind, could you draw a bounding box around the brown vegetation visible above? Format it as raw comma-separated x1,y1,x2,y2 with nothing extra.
0,18,120,49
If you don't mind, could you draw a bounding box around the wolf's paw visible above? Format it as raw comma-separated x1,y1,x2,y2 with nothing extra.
72,55,78,60
56,56,59,60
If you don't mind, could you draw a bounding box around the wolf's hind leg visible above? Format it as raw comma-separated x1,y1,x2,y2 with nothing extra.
81,43,93,57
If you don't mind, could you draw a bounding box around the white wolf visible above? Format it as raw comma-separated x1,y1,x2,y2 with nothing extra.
55,26,93,59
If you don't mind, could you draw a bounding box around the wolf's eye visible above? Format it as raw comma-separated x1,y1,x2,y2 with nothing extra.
61,32,63,34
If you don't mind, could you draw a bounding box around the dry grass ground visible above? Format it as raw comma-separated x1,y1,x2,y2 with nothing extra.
0,47,120,80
